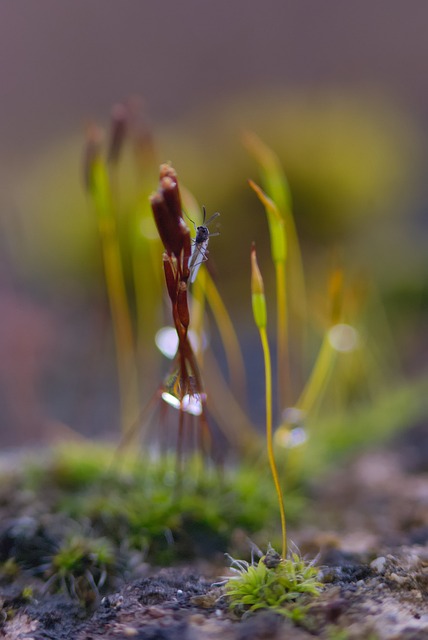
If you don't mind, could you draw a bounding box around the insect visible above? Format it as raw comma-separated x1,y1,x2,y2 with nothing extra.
188,206,220,283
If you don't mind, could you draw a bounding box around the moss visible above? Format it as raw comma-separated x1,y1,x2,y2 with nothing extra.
224,547,322,616
0,445,304,586
46,535,115,607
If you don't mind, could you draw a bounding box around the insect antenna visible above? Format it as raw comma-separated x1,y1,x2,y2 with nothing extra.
185,210,197,233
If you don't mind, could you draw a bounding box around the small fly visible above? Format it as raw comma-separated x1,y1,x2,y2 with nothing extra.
188,206,220,283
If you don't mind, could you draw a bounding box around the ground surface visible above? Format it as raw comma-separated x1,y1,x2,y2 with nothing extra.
0,424,427,640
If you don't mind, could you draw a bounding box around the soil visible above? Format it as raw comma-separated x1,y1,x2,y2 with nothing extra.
0,423,427,640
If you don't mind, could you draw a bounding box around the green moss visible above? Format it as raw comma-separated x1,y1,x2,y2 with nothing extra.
47,535,115,606
15,445,304,569
224,547,322,616
0,558,20,580
21,586,34,601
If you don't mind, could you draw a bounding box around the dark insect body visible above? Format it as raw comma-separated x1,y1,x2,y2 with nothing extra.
188,207,220,283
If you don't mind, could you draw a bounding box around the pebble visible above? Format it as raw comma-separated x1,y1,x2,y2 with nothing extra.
370,556,387,574
188,613,206,625
147,606,168,618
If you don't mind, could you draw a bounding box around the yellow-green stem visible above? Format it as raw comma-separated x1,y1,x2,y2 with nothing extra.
89,156,140,436
275,261,290,408
259,326,287,558
297,333,336,415
204,272,247,401
98,219,140,434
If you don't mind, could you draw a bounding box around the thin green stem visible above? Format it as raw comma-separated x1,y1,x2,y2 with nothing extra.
275,261,290,408
97,218,140,436
297,333,336,416
259,326,287,558
88,154,140,436
204,271,247,402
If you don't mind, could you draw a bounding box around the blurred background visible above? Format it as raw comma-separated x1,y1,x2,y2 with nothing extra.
0,0,426,447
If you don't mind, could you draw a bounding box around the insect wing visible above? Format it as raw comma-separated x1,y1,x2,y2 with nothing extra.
189,238,209,283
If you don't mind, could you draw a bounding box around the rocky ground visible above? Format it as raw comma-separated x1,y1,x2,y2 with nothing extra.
0,423,427,640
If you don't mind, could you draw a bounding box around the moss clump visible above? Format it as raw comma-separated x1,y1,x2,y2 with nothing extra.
26,446,303,561
46,535,115,606
224,546,322,616
3,445,303,579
